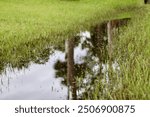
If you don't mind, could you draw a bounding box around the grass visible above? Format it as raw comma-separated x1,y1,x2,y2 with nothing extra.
111,5,150,99
82,4,150,100
0,0,142,71
0,0,149,100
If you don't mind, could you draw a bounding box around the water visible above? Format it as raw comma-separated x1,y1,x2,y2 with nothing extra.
0,32,90,100
0,18,130,100
0,51,67,100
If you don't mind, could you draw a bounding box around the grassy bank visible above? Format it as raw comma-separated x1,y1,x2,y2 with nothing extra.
112,5,150,100
84,5,150,100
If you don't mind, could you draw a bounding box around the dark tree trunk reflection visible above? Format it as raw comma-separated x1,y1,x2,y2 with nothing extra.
67,38,77,100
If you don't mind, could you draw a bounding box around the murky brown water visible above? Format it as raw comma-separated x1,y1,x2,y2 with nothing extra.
0,18,130,100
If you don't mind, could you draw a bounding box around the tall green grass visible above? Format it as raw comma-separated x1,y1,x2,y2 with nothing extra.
111,5,150,99
83,5,150,100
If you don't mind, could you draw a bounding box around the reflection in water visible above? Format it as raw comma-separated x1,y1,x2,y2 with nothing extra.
0,51,68,99
0,18,130,100
55,18,130,99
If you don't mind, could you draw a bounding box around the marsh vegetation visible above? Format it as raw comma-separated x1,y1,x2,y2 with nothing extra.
0,0,149,99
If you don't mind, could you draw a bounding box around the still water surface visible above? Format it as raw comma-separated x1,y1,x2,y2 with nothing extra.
0,51,67,99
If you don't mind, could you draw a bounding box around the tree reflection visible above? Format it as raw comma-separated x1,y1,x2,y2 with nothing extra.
54,18,130,100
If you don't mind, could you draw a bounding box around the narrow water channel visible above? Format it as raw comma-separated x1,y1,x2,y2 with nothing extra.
0,18,130,100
